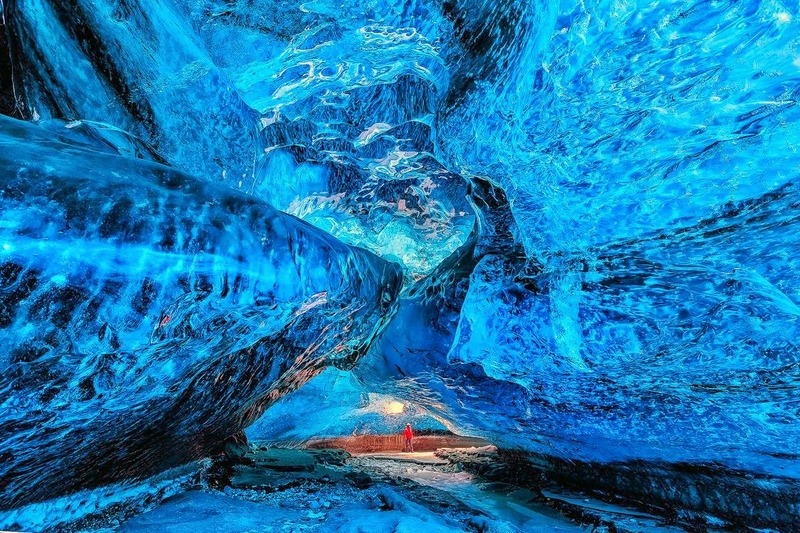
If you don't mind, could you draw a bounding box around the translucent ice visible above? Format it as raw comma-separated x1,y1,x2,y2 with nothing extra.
5,0,261,184
0,115,401,508
2,0,800,527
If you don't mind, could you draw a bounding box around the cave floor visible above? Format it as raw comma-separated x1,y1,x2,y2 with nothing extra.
110,445,692,533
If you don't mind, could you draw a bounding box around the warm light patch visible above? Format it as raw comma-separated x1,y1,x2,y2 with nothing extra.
384,401,405,415
775,11,791,24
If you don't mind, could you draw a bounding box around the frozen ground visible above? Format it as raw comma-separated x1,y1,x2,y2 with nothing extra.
111,445,694,533
352,451,688,533
2,444,758,532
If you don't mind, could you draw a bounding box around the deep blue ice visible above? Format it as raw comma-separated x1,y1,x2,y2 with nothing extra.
1,0,800,529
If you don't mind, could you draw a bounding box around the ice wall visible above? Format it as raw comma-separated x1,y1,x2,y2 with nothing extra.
2,0,800,527
250,0,800,475
5,0,261,183
0,115,401,508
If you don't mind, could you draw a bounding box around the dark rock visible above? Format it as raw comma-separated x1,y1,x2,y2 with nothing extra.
345,471,374,489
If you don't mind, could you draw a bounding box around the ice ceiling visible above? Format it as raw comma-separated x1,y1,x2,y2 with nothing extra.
1,0,800,519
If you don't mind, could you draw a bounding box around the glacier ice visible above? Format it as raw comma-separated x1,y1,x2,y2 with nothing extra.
166,0,472,279
5,0,262,184
0,115,401,508
437,0,800,254
2,0,800,528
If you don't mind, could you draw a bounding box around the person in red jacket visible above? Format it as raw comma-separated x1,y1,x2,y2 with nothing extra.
403,423,414,452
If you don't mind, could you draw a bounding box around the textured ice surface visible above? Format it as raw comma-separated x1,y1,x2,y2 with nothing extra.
117,488,462,533
2,0,800,527
245,2,800,468
246,367,449,440
0,115,401,508
243,0,800,479
5,0,262,183
438,0,800,254
168,0,473,278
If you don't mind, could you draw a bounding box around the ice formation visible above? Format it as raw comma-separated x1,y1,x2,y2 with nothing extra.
1,0,799,529
0,115,400,508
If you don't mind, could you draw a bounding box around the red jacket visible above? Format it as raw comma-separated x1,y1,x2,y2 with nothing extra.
404,426,413,439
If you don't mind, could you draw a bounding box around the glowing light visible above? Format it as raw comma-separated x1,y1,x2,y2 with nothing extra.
384,401,405,415
775,12,791,24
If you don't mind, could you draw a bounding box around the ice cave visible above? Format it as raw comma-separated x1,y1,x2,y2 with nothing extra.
0,0,799,531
